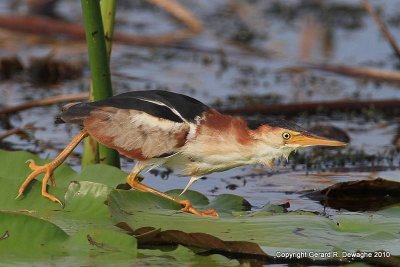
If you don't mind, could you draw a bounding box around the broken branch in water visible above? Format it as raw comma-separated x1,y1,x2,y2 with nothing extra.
0,124,34,140
0,0,202,46
0,93,88,115
362,0,400,59
221,99,400,116
147,0,202,34
306,63,400,83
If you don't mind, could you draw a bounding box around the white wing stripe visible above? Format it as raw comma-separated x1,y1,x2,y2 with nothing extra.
132,97,188,123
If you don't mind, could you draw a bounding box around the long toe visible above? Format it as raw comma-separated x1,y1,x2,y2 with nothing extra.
42,192,64,207
200,209,219,217
180,200,219,218
26,159,40,171
18,160,57,201
18,168,43,196
49,173,56,187
41,169,61,205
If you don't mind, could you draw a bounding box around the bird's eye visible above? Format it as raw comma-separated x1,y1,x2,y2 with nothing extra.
282,132,291,140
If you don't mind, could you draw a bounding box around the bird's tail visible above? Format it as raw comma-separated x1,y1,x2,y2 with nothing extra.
56,102,95,125
55,102,81,124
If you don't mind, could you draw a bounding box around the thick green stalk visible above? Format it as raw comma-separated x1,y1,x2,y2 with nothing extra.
81,0,120,168
101,0,116,56
98,0,119,167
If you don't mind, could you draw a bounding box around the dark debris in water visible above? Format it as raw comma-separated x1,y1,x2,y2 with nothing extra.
206,5,265,46
0,57,24,80
132,226,268,260
226,183,239,190
28,0,59,18
266,1,365,30
29,56,82,85
289,147,400,173
149,168,173,180
212,93,282,110
0,230,10,240
0,55,82,84
393,125,400,149
305,178,400,211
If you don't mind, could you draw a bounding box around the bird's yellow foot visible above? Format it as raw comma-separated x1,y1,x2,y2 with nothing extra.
125,176,219,218
16,159,63,207
179,200,219,218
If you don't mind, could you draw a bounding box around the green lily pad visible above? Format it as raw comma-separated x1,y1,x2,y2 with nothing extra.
138,245,239,266
0,149,76,188
1,149,399,266
0,212,69,255
0,148,125,232
64,228,137,259
0,176,114,232
0,211,67,266
108,189,400,263
73,164,126,187
0,211,138,265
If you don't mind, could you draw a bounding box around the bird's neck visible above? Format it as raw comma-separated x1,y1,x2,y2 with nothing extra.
247,140,285,165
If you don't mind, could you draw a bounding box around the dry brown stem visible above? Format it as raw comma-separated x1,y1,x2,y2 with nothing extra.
0,0,202,46
0,93,88,115
307,63,400,83
362,0,400,59
0,124,34,140
147,0,202,34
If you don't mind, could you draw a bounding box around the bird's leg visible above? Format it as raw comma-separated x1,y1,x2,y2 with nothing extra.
127,165,219,218
17,129,89,205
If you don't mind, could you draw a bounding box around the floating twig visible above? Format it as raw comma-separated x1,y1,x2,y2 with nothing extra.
362,0,400,59
0,124,34,140
0,93,88,115
307,63,400,83
0,0,202,46
147,0,202,34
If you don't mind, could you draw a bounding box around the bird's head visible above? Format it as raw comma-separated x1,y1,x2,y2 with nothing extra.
247,119,346,163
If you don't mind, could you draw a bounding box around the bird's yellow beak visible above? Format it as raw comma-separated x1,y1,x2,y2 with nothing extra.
288,134,347,147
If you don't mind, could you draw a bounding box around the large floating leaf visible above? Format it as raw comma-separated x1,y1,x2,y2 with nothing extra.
108,189,400,264
0,212,68,257
72,164,126,187
1,149,400,265
0,149,126,196
0,211,138,265
0,211,69,266
64,228,138,264
0,177,113,232
138,245,239,266
0,149,238,266
0,149,76,188
0,149,126,231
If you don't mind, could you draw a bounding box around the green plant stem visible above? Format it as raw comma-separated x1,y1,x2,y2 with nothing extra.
81,0,120,168
101,0,116,56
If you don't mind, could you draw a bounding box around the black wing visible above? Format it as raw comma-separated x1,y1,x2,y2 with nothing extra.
61,90,210,124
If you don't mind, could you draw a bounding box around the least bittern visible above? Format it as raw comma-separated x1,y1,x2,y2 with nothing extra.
17,90,346,217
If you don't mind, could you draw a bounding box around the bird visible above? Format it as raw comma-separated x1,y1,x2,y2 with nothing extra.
17,90,346,217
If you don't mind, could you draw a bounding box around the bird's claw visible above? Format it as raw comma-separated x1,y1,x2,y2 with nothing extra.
180,200,219,218
42,191,64,207
17,159,62,206
15,192,23,200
